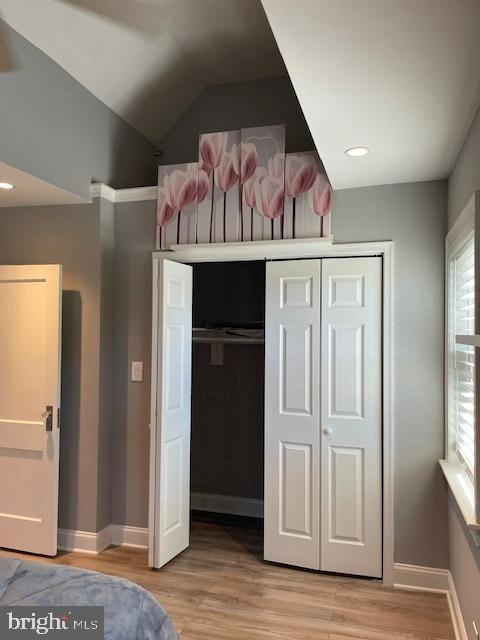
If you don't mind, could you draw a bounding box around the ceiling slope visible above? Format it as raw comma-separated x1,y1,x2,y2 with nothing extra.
262,0,480,189
0,0,285,143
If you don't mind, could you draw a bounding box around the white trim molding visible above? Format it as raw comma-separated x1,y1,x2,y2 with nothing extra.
58,526,111,554
90,183,156,203
58,525,148,554
393,564,468,640
191,492,264,519
109,525,148,548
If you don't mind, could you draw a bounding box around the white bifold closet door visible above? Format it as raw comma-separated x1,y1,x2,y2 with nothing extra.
264,257,382,577
320,257,382,578
264,259,322,569
150,259,192,569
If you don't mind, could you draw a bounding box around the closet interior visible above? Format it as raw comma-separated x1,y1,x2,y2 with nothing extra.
190,260,266,525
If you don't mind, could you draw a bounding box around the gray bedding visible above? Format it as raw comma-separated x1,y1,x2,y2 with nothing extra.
0,557,178,639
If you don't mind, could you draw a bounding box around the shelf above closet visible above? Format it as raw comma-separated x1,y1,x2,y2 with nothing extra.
192,328,264,345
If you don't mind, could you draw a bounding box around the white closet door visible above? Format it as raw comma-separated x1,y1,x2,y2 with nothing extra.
264,259,321,569
150,259,192,569
320,257,382,577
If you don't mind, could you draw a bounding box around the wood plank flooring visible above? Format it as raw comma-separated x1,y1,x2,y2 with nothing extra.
0,521,454,640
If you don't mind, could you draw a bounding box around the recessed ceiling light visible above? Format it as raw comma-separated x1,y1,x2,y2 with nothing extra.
344,147,369,157
0,182,14,190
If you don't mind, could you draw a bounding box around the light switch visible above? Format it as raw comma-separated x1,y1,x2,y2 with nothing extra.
131,361,143,382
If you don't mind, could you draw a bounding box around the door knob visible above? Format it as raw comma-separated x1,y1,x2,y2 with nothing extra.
323,427,333,436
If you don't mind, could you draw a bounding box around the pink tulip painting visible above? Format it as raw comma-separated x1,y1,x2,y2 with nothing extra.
156,186,175,250
157,163,199,248
241,143,258,184
285,154,318,236
197,169,210,204
156,126,331,247
215,151,239,242
254,175,285,238
241,124,285,240
244,167,266,240
283,152,332,239
198,130,241,243
199,132,226,170
164,166,198,245
310,173,332,237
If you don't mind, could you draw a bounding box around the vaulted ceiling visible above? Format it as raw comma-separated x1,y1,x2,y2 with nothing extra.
1,0,480,190
0,0,285,143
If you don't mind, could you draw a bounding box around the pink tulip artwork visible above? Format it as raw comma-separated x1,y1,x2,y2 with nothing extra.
310,172,332,237
283,152,332,239
198,130,240,243
156,125,331,248
156,163,198,249
241,125,285,240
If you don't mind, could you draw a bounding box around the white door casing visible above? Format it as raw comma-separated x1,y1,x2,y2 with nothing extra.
150,259,192,569
264,259,321,569
320,257,382,577
0,265,62,556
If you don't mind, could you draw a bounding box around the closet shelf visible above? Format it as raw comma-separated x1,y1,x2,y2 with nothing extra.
192,328,264,345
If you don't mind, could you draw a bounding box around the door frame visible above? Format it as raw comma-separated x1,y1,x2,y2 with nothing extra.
150,238,395,585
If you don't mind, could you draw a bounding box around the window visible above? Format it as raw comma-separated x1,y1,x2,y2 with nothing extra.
443,194,480,538
450,234,475,479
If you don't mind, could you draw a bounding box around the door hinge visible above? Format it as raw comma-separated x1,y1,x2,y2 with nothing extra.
57,407,61,429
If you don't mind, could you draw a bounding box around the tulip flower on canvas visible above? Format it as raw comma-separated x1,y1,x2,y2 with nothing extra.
156,123,332,249
284,152,332,239
156,162,198,250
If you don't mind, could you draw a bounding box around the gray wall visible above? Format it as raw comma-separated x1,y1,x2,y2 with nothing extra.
0,201,105,532
157,76,315,166
111,200,156,527
111,179,449,570
333,180,449,568
447,103,480,639
448,104,480,228
0,20,155,201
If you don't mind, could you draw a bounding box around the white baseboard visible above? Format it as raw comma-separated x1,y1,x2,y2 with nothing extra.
190,492,264,518
394,563,467,640
58,524,147,554
58,526,111,554
109,524,148,549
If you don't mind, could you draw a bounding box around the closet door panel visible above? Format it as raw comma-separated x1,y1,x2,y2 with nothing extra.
265,260,321,569
150,259,192,569
320,257,382,578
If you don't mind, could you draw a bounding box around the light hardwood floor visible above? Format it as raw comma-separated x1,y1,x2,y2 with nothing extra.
1,521,454,640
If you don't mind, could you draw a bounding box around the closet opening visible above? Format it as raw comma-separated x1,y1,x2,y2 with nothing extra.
190,260,266,535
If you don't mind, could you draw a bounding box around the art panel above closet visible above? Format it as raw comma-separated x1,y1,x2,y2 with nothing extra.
156,124,332,249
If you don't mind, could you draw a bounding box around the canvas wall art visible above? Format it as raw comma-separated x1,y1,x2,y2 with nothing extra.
283,152,332,239
240,124,285,241
156,124,332,249
156,162,198,250
197,129,241,244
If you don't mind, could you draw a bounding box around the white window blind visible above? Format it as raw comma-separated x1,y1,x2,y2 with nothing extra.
452,235,475,478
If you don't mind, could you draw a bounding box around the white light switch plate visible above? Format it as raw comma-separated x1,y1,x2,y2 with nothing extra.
131,361,143,382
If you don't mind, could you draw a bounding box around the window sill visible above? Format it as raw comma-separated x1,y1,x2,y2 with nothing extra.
439,459,480,547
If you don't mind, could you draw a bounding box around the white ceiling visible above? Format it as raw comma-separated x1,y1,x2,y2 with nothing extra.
262,0,480,189
0,0,284,143
0,162,85,207
2,1,480,190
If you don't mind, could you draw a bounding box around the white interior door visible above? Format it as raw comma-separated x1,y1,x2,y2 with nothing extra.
150,258,192,569
264,259,321,569
320,257,382,577
0,265,62,556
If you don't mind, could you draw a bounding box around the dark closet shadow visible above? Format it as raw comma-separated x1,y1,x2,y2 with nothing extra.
58,290,82,531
